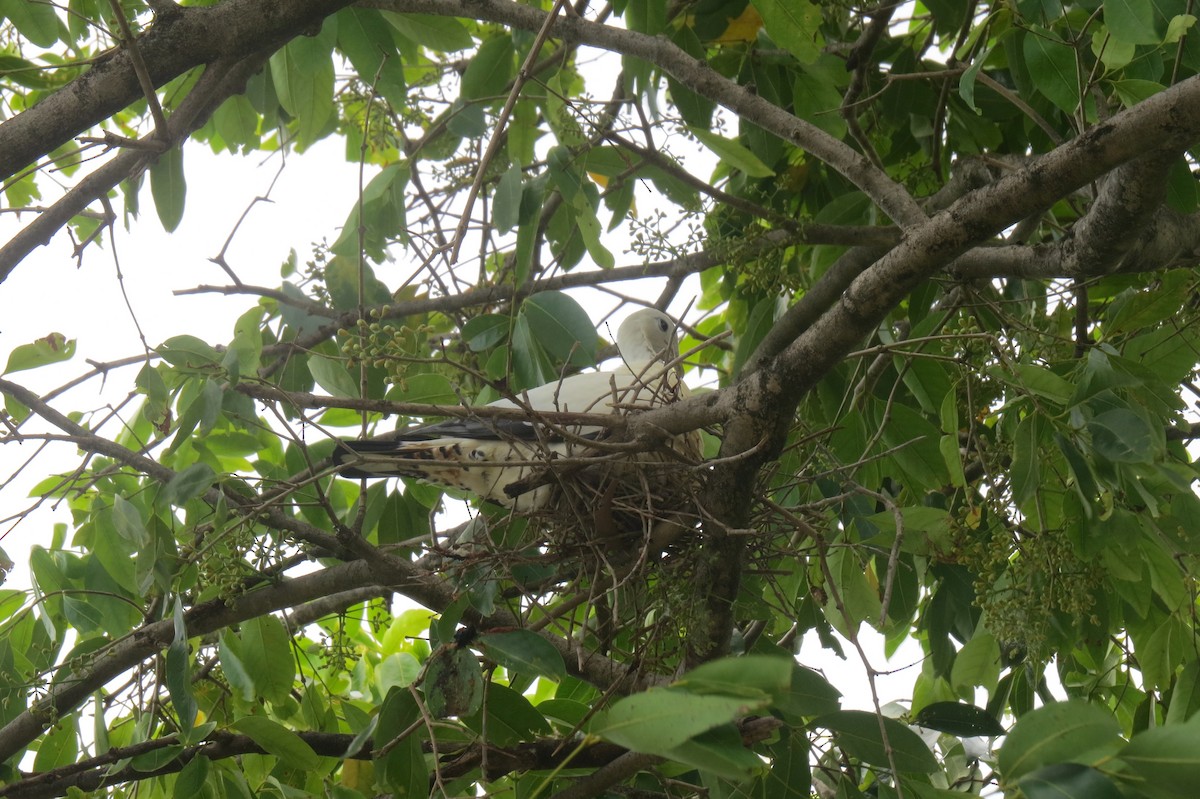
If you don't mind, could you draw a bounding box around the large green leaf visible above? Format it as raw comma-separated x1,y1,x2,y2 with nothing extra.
475,630,566,681
1021,763,1122,799
233,615,295,705
149,146,185,232
1023,27,1080,114
913,702,1006,738
753,0,823,63
461,34,515,100
1103,0,1160,44
3,333,76,375
590,689,770,753
269,28,335,149
520,291,598,366
689,128,775,178
812,710,938,773
231,716,319,771
1119,717,1200,796
423,645,485,718
998,700,1123,781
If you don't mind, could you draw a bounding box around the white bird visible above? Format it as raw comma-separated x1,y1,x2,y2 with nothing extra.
333,308,694,511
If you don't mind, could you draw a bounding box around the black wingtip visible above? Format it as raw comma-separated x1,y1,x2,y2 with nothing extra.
332,439,399,478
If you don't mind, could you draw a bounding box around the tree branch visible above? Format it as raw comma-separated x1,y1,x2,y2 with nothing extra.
0,53,267,284
377,0,926,227
0,0,354,182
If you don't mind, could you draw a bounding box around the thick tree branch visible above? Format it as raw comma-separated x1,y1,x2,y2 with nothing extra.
0,0,354,182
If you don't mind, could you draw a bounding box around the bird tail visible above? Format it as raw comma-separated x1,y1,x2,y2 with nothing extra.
333,438,467,479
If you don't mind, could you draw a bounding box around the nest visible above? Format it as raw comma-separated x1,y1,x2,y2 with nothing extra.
527,431,706,575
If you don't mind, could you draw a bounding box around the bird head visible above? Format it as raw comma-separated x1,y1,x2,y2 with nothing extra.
617,308,679,368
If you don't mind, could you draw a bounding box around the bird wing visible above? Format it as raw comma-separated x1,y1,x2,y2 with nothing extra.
332,309,690,511
332,436,562,510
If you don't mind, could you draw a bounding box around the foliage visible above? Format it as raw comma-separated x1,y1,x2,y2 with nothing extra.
3,1,1200,798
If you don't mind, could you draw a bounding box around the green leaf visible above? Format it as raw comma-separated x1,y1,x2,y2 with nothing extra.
157,335,221,370
1055,432,1098,514
375,688,427,796
958,45,993,113
913,702,1006,738
494,163,524,233
159,463,215,508
659,724,767,780
570,190,614,269
879,403,948,491
1112,79,1165,108
166,600,197,734
665,27,715,127
212,94,261,152
446,98,487,138
820,546,881,636
237,615,295,705
1011,414,1043,509
731,296,777,377
1166,661,1200,725
475,630,566,681
997,700,1123,781
219,632,255,702
812,710,938,772
675,655,794,699
1120,717,1200,796
1166,14,1197,43
1020,762,1122,799
325,257,393,309
776,665,842,719
792,59,848,139
111,495,149,547
173,755,211,799
689,128,775,177
520,292,598,366
386,13,472,52
424,645,485,718
336,8,407,108
1088,408,1161,463
866,506,955,557
461,34,515,100
988,362,1073,404
33,714,78,772
590,689,770,754
150,146,186,232
222,307,264,381
463,314,510,352
510,314,555,390
753,0,823,63
1103,0,1160,44
950,631,1000,695
765,731,812,798
1,0,61,47
462,683,551,746
3,332,76,375
270,30,335,149
231,716,319,771
308,354,360,399
1023,27,1080,114
130,744,184,772
384,372,458,405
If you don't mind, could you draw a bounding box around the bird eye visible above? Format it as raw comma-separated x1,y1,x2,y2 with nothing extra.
657,318,670,333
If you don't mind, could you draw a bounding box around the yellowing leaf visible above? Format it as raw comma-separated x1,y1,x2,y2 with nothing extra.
713,5,763,44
